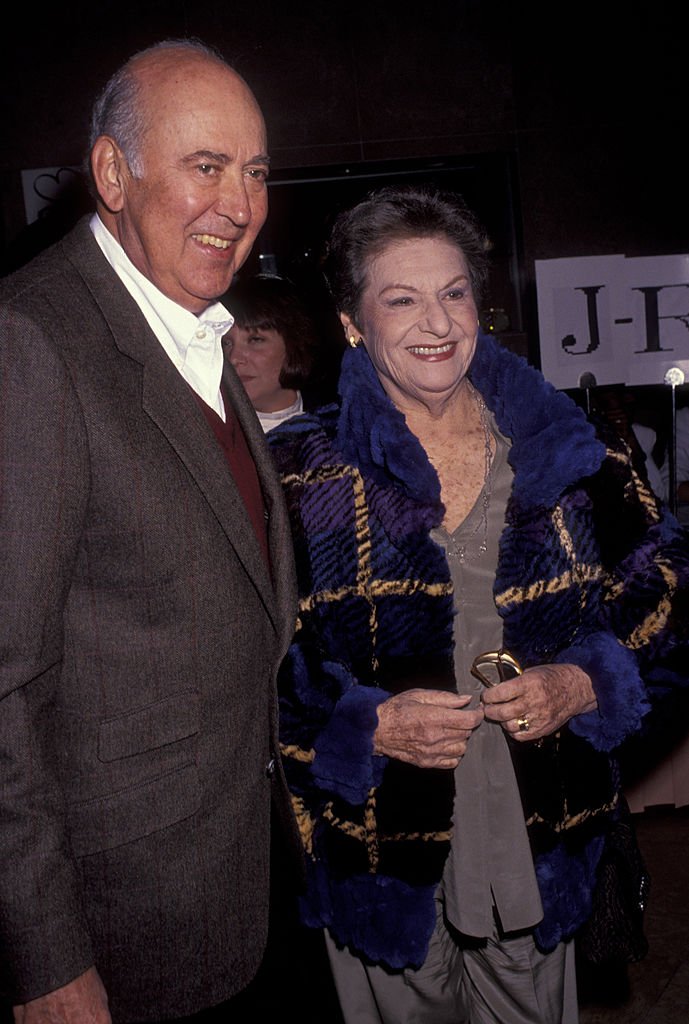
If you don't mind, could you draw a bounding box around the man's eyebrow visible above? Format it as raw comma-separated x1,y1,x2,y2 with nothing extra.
181,150,271,167
182,150,231,166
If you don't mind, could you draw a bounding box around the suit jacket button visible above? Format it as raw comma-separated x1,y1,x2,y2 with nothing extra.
266,757,276,777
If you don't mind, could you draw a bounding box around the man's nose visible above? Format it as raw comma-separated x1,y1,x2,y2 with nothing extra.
216,172,251,227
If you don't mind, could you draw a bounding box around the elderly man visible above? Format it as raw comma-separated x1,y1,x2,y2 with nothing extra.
0,39,297,1023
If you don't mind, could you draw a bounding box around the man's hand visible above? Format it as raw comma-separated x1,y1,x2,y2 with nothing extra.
13,967,110,1024
374,689,484,769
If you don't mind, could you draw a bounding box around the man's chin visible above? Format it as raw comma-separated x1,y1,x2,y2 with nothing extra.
182,277,237,312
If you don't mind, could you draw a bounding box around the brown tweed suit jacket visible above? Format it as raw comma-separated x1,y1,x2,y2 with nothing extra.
0,218,298,1021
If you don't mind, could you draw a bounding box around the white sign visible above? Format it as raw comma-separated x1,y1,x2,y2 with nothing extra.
21,166,82,225
536,254,689,389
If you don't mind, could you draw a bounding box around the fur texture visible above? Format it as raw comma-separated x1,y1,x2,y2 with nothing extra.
270,334,689,967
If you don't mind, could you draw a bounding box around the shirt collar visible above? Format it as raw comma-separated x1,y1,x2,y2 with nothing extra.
90,214,233,416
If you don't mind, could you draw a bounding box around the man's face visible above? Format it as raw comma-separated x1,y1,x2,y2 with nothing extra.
113,55,269,313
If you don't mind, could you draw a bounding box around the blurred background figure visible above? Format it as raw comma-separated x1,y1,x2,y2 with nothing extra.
225,274,333,431
589,384,667,503
661,402,689,525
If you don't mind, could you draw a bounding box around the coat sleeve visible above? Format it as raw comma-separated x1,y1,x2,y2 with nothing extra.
560,433,689,751
268,420,392,810
0,304,94,1000
278,634,390,807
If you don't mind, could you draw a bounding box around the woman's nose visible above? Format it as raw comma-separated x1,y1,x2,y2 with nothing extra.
227,340,245,365
421,300,452,337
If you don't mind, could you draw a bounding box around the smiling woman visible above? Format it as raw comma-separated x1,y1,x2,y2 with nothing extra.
341,236,479,425
267,184,689,1024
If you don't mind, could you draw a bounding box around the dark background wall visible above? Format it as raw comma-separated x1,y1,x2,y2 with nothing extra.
0,0,685,362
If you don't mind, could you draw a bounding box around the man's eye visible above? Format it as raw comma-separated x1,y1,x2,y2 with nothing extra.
198,163,217,175
246,167,268,182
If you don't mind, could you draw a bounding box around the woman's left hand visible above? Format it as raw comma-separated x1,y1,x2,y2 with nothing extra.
480,663,597,742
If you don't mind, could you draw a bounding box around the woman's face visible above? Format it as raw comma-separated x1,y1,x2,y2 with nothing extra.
226,324,293,412
344,235,479,414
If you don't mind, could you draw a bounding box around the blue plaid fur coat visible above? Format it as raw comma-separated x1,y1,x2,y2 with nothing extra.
268,333,689,970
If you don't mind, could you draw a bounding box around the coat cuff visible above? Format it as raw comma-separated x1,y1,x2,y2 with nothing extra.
312,687,390,803
556,632,650,750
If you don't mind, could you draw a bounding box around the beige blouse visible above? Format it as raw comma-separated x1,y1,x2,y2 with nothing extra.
432,413,543,938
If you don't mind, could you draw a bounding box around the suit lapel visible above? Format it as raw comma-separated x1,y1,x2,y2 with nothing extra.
64,220,293,634
221,361,297,652
141,360,280,627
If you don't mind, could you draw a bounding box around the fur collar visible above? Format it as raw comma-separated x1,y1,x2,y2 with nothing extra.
335,335,606,512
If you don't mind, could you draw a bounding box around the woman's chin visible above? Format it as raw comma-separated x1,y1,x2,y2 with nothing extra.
253,389,297,414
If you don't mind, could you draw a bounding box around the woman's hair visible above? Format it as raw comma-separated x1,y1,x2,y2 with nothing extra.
323,184,491,321
228,275,320,390
88,39,228,178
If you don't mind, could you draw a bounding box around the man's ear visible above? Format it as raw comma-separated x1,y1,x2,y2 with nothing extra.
90,135,130,213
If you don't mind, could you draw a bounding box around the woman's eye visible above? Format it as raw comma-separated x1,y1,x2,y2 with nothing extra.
389,296,413,307
445,289,465,300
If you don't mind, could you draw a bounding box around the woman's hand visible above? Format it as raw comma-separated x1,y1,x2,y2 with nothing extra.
481,663,597,742
374,689,484,769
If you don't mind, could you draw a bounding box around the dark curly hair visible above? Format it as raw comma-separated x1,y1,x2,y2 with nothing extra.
323,184,491,322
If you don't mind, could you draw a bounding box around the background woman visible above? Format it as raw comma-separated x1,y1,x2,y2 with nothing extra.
268,186,689,1024
225,273,328,431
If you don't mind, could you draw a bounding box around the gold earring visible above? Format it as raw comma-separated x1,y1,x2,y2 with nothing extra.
348,335,361,348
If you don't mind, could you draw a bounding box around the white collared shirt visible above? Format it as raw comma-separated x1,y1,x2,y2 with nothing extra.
90,214,233,420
